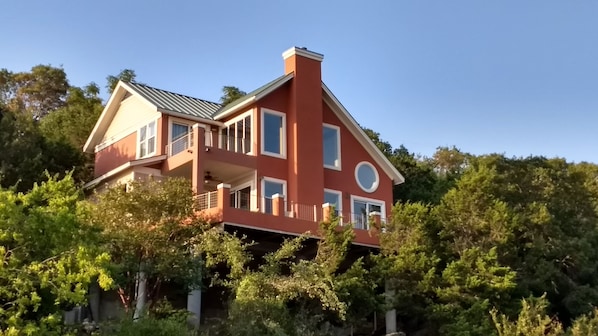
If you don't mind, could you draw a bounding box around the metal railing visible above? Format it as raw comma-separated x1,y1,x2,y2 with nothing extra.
196,190,218,210
338,212,387,230
166,131,194,157
288,201,322,222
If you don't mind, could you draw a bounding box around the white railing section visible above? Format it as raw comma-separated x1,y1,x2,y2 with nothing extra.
166,131,194,157
196,190,218,210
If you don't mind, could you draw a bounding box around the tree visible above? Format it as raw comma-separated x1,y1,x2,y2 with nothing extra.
0,174,111,334
220,86,246,106
492,295,564,336
106,69,138,94
0,108,86,192
0,65,69,118
91,177,207,317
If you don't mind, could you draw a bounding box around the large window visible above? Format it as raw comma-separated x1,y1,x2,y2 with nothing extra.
138,121,156,158
323,124,341,169
351,196,384,230
324,189,342,216
222,114,252,154
262,177,286,214
261,109,286,158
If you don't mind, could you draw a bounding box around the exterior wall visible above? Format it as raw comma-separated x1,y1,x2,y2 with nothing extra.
103,95,159,143
94,132,137,177
322,102,394,218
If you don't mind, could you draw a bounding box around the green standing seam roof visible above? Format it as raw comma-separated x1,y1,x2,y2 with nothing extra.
211,73,293,119
125,82,222,120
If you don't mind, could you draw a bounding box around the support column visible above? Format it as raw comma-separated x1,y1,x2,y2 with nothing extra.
187,287,202,328
272,193,285,216
191,124,206,194
385,281,397,335
322,203,333,222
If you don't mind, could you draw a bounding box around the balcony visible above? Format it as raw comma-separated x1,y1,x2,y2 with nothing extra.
194,184,384,247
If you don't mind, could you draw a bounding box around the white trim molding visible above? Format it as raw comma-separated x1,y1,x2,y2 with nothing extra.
323,123,342,171
355,161,380,193
260,108,287,159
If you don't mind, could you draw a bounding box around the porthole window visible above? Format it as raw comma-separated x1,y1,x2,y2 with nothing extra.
355,161,379,193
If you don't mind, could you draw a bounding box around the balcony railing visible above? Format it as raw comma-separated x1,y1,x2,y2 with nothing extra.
166,131,194,157
196,190,218,210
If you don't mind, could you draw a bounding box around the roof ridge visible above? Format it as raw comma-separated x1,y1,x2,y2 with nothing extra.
126,81,222,106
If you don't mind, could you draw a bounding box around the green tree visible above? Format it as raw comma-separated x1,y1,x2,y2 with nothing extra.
1,65,70,118
106,69,138,94
220,86,246,106
492,295,564,336
0,174,111,334
91,178,207,317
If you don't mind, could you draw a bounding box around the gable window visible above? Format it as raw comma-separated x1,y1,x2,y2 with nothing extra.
351,196,384,230
138,120,156,158
324,189,342,216
355,161,379,193
261,109,286,158
262,177,286,214
323,124,341,169
222,113,252,154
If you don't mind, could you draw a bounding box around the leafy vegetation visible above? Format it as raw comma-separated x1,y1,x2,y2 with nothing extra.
3,65,598,335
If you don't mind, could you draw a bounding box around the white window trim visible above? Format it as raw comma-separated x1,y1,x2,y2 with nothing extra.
350,194,386,230
168,117,195,143
324,188,343,213
136,118,159,159
355,161,380,193
261,176,287,213
231,179,257,211
261,108,286,159
323,123,342,171
221,110,254,155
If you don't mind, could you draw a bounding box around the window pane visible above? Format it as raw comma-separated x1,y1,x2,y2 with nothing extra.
356,163,378,191
239,186,250,210
228,124,235,151
264,180,283,197
264,113,282,154
353,200,367,229
244,116,251,154
323,126,339,167
139,142,147,158
172,123,189,140
148,136,155,153
324,191,340,215
148,121,156,136
236,120,243,153
139,125,147,141
369,203,382,214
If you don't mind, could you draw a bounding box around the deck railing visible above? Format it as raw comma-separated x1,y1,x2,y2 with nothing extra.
166,131,194,157
196,190,218,210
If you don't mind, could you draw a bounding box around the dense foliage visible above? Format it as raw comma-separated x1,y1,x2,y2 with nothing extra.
3,65,598,335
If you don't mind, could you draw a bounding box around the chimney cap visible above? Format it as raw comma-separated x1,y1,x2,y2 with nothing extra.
282,46,324,62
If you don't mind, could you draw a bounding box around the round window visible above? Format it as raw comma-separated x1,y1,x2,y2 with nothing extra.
355,161,379,193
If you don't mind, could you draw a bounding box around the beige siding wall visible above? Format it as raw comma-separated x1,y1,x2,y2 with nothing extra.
103,96,160,143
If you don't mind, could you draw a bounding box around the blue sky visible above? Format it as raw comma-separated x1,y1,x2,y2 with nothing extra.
2,1,597,163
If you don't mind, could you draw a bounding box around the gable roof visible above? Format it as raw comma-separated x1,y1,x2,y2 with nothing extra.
212,73,294,120
125,82,221,119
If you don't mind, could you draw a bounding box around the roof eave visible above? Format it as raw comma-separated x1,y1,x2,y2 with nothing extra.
158,108,224,127
83,155,167,189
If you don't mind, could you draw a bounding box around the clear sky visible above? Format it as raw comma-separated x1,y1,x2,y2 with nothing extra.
2,1,597,163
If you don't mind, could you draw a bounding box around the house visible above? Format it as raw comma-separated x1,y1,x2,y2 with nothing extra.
83,47,404,332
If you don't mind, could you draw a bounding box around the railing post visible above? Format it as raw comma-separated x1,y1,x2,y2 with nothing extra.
217,184,231,212
369,211,382,231
272,194,284,217
322,203,332,222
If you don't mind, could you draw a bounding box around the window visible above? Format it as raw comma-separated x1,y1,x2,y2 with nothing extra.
261,109,286,158
138,121,156,158
262,177,286,214
230,186,251,210
323,124,341,169
355,161,379,193
222,114,252,154
170,122,191,155
351,196,384,230
324,189,342,216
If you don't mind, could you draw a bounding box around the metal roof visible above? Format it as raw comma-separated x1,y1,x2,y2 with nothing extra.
212,73,293,119
124,82,222,119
